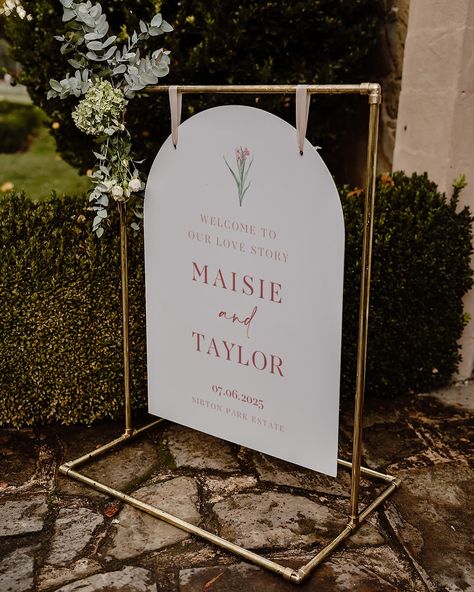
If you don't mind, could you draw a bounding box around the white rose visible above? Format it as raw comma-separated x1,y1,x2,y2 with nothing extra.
111,185,124,201
128,178,141,192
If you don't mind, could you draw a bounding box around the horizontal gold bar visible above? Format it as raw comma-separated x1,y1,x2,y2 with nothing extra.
145,83,381,96
337,458,397,483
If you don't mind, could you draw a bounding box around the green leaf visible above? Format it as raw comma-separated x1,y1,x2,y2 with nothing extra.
161,21,173,33
49,79,62,92
148,27,162,37
103,46,117,61
84,31,103,41
223,157,240,187
68,58,83,69
86,41,104,51
102,36,117,49
62,7,75,22
151,14,163,27
240,181,252,202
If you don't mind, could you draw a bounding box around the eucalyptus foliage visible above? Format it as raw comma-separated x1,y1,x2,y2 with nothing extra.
46,0,172,236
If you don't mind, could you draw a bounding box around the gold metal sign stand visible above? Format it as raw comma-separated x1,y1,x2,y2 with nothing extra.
60,83,400,584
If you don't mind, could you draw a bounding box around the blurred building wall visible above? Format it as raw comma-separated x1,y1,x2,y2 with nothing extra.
393,0,474,378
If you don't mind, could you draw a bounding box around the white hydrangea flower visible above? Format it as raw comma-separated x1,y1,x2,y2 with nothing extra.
128,178,141,192
72,79,127,136
111,185,124,201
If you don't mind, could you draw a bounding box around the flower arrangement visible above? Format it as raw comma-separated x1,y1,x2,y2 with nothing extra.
47,0,172,237
224,146,253,206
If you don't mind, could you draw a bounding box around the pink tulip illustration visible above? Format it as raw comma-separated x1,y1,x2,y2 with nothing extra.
224,146,253,206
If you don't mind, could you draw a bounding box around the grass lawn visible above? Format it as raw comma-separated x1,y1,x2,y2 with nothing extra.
0,124,91,201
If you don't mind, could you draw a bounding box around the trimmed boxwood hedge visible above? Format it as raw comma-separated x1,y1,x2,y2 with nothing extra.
0,171,472,427
0,194,147,426
341,172,473,399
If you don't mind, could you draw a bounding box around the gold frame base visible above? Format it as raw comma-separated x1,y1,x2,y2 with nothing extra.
59,419,399,584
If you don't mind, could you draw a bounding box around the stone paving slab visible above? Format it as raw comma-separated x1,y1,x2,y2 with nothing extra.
106,476,200,560
0,494,48,536
203,475,258,503
38,559,102,591
252,452,353,497
58,423,123,463
59,438,160,498
390,461,474,591
165,425,240,472
0,546,36,592
345,517,386,547
213,491,346,549
53,565,155,591
46,507,103,566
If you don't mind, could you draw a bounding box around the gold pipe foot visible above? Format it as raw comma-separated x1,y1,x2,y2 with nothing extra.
348,516,360,530
288,570,303,584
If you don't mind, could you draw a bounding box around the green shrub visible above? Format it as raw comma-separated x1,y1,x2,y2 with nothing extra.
3,0,385,184
341,172,473,399
0,193,147,426
0,100,43,153
0,171,472,427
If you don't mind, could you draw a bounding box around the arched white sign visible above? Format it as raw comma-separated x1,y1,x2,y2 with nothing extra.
145,105,344,476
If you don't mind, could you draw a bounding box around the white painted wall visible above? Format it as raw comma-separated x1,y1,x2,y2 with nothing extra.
393,0,474,378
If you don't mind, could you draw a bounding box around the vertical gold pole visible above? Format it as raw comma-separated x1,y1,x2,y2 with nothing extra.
349,84,381,527
118,202,133,436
